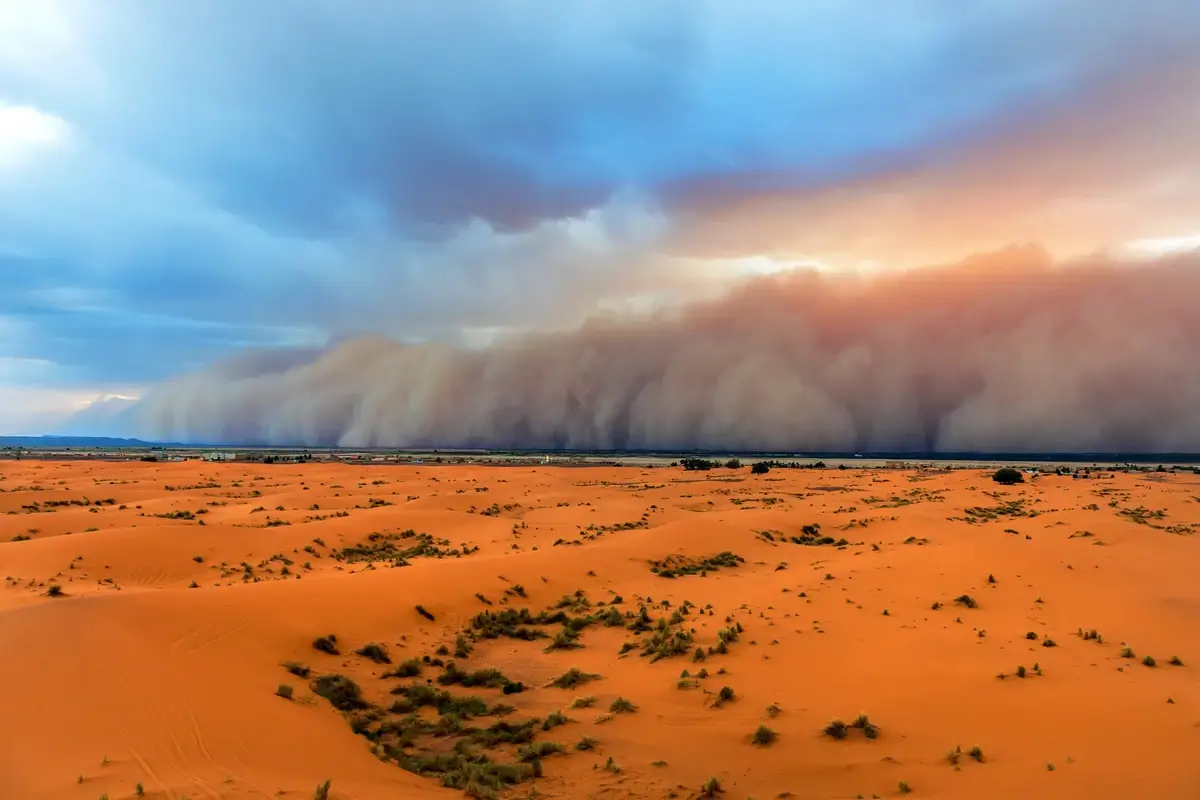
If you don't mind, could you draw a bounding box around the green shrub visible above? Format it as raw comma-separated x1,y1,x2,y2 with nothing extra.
548,668,601,689
751,725,777,746
516,741,563,762
355,642,391,664
311,674,367,711
823,719,848,739
609,697,637,713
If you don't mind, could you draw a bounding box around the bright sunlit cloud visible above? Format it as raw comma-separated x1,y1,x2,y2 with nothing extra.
0,104,68,169
1124,232,1200,258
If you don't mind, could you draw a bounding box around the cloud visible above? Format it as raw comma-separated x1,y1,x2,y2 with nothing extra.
665,49,1200,267
130,246,1200,453
3,1,1200,437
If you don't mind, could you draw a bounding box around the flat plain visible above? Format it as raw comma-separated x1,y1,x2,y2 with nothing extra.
1,459,1197,799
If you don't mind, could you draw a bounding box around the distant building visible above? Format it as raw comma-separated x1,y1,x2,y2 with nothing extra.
204,452,235,462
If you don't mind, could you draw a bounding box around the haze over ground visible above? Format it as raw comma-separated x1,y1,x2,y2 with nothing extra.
3,1,1199,450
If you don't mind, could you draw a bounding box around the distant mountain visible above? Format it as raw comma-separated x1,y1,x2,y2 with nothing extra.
0,435,169,448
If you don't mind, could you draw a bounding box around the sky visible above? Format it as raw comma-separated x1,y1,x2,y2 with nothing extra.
2,1,1199,444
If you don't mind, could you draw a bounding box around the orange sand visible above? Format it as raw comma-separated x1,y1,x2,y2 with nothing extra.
1,460,1198,799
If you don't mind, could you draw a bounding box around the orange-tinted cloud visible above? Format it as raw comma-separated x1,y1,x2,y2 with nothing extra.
134,245,1200,453
664,54,1200,267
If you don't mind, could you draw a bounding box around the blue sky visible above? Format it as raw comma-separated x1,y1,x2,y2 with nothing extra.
2,0,1198,433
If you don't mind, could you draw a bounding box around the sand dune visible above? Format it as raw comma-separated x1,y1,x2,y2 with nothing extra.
1,459,1198,799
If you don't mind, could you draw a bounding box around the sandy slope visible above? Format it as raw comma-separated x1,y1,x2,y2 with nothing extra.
1,460,1198,799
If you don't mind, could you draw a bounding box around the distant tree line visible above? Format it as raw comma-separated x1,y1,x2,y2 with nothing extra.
676,457,830,473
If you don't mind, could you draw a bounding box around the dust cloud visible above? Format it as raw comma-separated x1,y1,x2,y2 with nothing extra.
134,245,1200,453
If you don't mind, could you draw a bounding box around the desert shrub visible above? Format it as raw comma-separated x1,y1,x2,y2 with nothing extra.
1016,665,1027,678
954,594,978,609
851,713,879,739
575,736,599,751
715,686,735,706
752,725,777,746
312,674,367,711
416,605,436,621
313,781,332,800
548,668,601,689
541,710,571,730
725,459,742,469
1120,647,1135,659
609,697,637,713
544,629,583,653
441,666,513,689
454,634,473,659
570,696,596,709
992,467,1024,485
1143,655,1157,667
1168,655,1184,666
46,584,64,597
516,741,563,762
355,642,392,664
700,777,724,797
823,719,848,739
387,658,422,678
313,635,340,655
466,719,538,747
751,462,771,475
968,745,984,762
276,684,294,700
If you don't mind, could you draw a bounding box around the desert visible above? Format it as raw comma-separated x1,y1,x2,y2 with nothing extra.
1,457,1197,799
7,4,1200,799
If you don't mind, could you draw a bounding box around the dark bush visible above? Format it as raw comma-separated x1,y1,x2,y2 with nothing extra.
313,635,340,655
993,467,1024,485
311,674,367,711
355,642,392,664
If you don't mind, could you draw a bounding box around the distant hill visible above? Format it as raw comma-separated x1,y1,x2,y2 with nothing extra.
0,435,169,448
